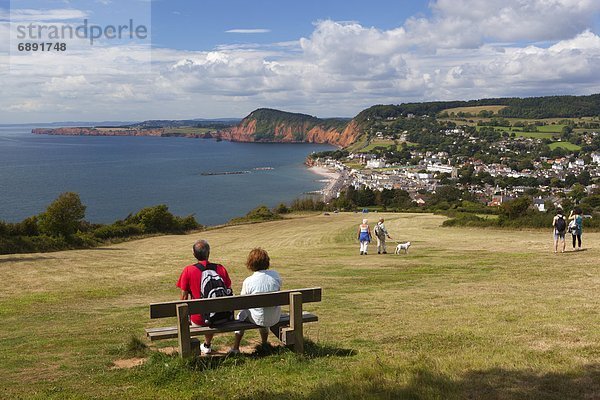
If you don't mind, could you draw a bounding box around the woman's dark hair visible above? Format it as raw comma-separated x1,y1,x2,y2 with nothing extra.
557,208,563,215
246,248,270,271
574,207,583,215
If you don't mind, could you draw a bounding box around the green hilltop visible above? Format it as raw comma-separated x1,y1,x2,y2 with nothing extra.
354,94,600,121
248,108,350,133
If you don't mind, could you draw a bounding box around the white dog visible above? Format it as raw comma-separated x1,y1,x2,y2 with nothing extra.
395,242,411,254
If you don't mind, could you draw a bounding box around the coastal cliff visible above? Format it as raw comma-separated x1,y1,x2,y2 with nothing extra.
31,127,213,138
32,127,166,136
31,108,363,147
218,108,359,147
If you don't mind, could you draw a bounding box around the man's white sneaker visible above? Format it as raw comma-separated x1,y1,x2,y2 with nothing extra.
200,343,212,355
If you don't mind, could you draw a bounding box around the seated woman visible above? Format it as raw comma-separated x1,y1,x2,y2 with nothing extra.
230,248,282,353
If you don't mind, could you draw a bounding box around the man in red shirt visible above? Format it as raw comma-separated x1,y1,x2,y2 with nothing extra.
176,239,232,355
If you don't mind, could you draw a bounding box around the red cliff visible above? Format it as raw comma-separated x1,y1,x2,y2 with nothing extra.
218,109,361,147
31,108,364,148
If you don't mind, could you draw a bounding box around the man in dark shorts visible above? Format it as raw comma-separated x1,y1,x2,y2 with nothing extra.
552,208,567,253
176,239,232,355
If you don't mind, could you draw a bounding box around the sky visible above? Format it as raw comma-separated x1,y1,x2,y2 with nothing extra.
1,0,600,123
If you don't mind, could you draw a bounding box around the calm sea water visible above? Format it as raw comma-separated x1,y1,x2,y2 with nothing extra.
0,126,334,225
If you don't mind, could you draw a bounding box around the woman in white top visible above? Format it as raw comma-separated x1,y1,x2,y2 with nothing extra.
230,248,282,354
357,218,372,255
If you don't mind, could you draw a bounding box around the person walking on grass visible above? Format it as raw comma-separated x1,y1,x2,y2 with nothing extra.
568,207,584,251
357,218,372,255
374,218,392,254
552,208,567,253
176,239,233,355
230,248,282,354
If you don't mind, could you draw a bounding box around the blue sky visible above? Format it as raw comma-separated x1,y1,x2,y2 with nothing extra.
151,0,430,51
2,0,600,123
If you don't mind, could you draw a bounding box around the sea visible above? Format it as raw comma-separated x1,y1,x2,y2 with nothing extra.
0,126,335,225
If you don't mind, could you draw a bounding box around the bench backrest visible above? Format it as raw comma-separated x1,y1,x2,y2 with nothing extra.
150,287,322,319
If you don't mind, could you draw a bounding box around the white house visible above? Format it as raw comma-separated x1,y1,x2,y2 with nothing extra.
533,197,545,212
569,159,585,169
366,159,386,169
592,153,600,164
427,163,458,178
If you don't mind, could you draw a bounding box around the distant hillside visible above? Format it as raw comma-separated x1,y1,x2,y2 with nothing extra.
218,108,358,147
31,94,600,146
127,119,239,129
31,119,239,139
355,94,600,121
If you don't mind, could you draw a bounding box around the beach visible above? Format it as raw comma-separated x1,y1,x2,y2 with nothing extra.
308,165,346,201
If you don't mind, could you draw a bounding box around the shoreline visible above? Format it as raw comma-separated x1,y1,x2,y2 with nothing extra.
307,165,344,201
31,128,344,147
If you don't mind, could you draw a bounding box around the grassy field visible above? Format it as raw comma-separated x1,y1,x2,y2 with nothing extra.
441,105,507,115
163,127,214,135
516,131,556,139
1,213,599,399
536,125,565,133
549,142,582,151
473,125,556,139
361,139,397,152
342,161,365,170
346,135,369,153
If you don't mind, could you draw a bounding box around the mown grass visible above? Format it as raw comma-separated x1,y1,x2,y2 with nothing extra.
473,125,557,139
441,105,507,115
361,139,397,152
515,131,556,139
0,212,598,399
549,141,582,151
536,124,565,133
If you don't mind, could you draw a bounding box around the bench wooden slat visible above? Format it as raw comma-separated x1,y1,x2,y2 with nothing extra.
146,312,318,341
150,287,322,319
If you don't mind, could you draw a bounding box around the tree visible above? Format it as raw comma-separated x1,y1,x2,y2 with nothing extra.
431,186,462,205
581,195,600,211
392,190,414,208
499,196,531,219
274,203,290,214
130,204,177,233
569,184,586,203
38,192,86,237
577,170,591,186
517,158,534,171
355,188,376,207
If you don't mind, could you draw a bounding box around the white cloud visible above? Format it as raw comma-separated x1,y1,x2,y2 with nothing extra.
2,1,600,123
7,100,44,112
299,20,409,78
429,0,600,43
225,29,271,34
8,8,88,22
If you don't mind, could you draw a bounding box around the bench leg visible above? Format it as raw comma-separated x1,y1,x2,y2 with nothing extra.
176,304,191,358
289,292,304,354
270,325,281,338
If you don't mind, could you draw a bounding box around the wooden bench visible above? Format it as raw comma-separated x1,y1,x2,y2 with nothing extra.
146,287,322,357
